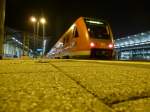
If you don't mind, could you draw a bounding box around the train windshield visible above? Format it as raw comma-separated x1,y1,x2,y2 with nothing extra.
85,19,110,39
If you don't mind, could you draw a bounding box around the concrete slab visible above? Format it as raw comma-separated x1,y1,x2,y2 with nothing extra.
0,60,114,112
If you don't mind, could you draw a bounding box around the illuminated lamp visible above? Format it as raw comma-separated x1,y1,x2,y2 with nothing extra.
90,42,95,47
108,43,113,48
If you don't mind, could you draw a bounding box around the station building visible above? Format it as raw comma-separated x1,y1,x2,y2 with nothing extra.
114,31,150,60
3,28,32,58
3,27,45,59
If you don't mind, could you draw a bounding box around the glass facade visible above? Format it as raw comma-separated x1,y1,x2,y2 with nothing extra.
115,31,150,60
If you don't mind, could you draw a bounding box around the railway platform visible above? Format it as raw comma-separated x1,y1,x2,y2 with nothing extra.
0,59,150,112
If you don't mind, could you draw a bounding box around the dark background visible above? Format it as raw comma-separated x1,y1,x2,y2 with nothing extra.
5,0,150,40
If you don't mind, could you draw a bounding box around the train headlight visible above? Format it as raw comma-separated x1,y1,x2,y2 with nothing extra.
90,42,95,47
108,43,113,48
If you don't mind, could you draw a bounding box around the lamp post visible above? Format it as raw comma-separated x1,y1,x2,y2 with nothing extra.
40,17,46,57
30,16,37,57
0,0,6,59
30,16,46,58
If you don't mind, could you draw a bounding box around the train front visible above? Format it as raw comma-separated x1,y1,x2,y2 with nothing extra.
85,18,114,59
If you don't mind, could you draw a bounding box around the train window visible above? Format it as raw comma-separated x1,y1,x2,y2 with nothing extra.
73,27,79,38
85,20,110,39
87,24,110,39
66,37,69,43
63,38,66,44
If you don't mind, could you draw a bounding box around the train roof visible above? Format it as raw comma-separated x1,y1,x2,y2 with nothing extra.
83,17,109,24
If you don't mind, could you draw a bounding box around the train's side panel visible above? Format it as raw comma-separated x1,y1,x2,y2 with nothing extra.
55,26,74,58
75,17,90,50
68,17,91,57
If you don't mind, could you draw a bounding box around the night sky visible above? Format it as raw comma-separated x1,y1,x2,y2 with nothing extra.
5,0,150,40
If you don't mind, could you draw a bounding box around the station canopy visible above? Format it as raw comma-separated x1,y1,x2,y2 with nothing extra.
115,31,150,49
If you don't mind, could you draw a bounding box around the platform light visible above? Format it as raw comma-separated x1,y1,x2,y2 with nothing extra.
86,20,103,25
30,16,37,23
141,32,145,36
12,37,15,40
12,37,24,46
40,18,46,24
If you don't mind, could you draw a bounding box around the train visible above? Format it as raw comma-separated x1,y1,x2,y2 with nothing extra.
47,17,114,59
